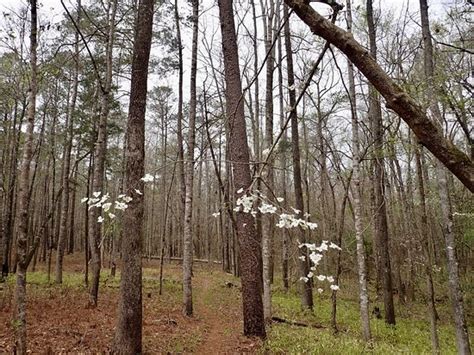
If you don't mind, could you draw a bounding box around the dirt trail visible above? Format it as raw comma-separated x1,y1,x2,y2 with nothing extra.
193,270,261,354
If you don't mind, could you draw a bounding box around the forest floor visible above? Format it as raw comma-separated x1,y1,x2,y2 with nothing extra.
0,255,259,353
0,253,469,353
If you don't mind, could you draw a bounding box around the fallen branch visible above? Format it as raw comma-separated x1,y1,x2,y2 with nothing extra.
272,316,325,329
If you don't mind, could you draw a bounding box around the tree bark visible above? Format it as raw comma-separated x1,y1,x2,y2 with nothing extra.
14,0,37,352
218,0,266,338
55,0,81,283
284,3,313,310
366,0,395,326
346,0,371,340
113,0,154,352
88,0,118,306
183,0,199,317
262,0,276,323
283,0,474,192
415,144,440,354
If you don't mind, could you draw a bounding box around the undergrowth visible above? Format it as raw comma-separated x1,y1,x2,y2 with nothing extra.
263,286,459,354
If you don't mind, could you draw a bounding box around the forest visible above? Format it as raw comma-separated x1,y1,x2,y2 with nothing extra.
0,0,472,353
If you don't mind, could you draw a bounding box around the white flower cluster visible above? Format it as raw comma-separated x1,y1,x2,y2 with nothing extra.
299,240,341,292
276,213,317,230
81,192,134,223
229,191,318,231
141,173,156,182
234,194,257,214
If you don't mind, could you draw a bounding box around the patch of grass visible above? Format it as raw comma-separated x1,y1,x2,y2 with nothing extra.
264,288,458,354
166,328,203,353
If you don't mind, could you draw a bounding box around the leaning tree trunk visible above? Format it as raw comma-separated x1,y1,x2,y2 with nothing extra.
366,0,395,326
183,0,199,317
284,3,313,310
113,0,154,352
218,0,266,338
419,0,471,353
14,0,37,352
283,0,474,192
346,0,371,340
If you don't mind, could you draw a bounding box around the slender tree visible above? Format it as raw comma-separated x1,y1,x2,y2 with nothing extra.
183,0,199,317
87,0,118,305
14,0,37,352
366,0,395,325
262,0,276,323
55,0,81,284
284,3,313,310
347,0,371,340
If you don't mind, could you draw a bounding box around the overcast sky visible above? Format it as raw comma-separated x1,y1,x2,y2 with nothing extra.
0,0,451,17
0,0,453,104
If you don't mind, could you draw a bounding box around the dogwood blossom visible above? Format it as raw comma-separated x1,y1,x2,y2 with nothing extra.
141,174,154,182
115,201,128,210
258,202,277,214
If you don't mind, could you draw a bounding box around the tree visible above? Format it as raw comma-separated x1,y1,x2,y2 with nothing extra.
218,0,266,338
55,0,81,284
183,0,199,317
113,0,154,351
14,0,37,352
366,0,395,325
284,3,313,311
86,0,118,304
346,0,371,341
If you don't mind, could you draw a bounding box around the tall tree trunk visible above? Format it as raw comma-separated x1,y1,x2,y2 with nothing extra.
218,0,266,338
262,0,276,323
14,0,37,352
55,0,81,283
183,0,199,317
419,1,471,352
366,0,395,325
277,9,290,291
346,0,371,340
174,0,186,272
88,0,118,306
113,0,154,351
284,4,313,310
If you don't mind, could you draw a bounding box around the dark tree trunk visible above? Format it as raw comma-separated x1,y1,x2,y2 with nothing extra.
218,0,266,338
113,0,154,352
